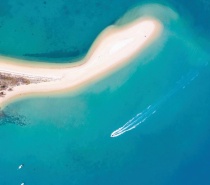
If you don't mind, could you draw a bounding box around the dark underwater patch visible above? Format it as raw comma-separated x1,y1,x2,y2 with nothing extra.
24,48,81,59
0,110,27,126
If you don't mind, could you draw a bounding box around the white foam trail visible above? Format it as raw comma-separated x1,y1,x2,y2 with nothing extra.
111,70,199,137
111,103,158,137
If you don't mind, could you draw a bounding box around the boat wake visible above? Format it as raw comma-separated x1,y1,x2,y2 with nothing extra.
111,70,199,137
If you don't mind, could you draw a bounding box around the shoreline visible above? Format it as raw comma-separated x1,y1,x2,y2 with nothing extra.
0,17,163,109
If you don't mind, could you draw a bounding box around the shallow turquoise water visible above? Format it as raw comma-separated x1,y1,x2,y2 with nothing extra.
0,0,209,62
0,1,210,185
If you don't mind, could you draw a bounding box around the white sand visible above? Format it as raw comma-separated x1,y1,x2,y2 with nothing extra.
0,17,163,108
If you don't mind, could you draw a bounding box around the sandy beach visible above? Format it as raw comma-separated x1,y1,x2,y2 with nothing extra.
0,17,162,109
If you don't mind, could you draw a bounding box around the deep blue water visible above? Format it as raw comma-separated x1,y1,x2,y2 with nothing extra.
0,1,210,185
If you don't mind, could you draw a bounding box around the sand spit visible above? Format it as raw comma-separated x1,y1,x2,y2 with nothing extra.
0,17,163,109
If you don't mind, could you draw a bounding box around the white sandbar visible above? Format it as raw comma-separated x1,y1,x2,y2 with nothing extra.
0,17,163,109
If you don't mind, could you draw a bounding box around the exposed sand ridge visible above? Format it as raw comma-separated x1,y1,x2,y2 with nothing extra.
0,17,163,109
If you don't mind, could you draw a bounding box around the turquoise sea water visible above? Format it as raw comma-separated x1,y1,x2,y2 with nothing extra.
0,1,210,185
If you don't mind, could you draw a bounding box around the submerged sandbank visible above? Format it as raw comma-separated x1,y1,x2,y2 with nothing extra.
0,17,163,109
